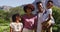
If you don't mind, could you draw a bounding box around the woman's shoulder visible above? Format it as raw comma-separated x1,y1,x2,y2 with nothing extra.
32,14,37,19
21,14,26,16
21,14,27,18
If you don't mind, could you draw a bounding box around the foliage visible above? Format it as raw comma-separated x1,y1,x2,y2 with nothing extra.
52,6,60,32
0,6,60,32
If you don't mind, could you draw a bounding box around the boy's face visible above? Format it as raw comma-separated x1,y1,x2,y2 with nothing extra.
37,3,43,12
47,2,53,8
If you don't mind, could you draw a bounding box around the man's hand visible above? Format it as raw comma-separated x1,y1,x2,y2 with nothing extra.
47,21,52,28
41,21,52,29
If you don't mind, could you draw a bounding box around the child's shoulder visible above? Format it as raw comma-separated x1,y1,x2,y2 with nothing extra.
19,23,23,25
47,9,52,12
10,22,15,27
10,22,15,25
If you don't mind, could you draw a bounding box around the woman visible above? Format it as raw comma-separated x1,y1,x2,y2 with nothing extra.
22,4,37,32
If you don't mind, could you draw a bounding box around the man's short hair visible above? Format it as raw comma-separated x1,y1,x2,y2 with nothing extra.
36,1,42,5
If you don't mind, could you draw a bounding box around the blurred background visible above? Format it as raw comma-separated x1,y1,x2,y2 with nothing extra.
0,0,60,32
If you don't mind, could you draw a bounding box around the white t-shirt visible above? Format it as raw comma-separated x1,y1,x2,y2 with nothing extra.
37,13,43,32
10,22,23,32
43,8,55,24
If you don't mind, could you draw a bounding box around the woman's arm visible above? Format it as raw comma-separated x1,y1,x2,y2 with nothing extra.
34,18,37,32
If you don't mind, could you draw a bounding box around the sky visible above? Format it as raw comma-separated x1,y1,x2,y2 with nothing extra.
0,0,35,7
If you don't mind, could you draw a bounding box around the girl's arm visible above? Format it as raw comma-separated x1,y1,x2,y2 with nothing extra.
10,27,13,32
20,28,23,32
20,23,23,32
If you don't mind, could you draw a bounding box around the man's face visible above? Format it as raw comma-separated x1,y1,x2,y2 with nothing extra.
37,3,43,9
37,3,43,12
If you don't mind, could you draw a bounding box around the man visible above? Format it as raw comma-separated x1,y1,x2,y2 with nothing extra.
36,1,45,32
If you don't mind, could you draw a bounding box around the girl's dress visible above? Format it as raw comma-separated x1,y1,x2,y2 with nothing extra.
10,22,23,32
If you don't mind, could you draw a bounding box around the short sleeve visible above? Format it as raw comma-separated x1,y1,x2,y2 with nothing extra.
47,9,52,15
10,23,14,28
20,23,23,28
50,17,55,24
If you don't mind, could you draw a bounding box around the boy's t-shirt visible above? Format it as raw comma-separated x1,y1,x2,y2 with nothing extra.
43,9,55,24
10,22,23,32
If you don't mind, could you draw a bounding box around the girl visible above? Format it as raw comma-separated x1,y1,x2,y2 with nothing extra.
10,14,23,32
22,4,37,32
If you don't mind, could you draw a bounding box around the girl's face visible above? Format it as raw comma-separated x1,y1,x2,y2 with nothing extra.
16,16,21,21
26,8,32,14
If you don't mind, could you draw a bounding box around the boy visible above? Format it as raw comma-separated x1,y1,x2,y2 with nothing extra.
41,0,55,32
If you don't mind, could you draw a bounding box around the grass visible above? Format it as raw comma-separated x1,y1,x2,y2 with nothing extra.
0,19,10,32
0,26,10,32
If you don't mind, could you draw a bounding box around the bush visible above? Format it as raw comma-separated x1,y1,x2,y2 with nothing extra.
52,6,60,32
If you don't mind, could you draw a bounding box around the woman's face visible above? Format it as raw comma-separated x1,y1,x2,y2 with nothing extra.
26,8,32,14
